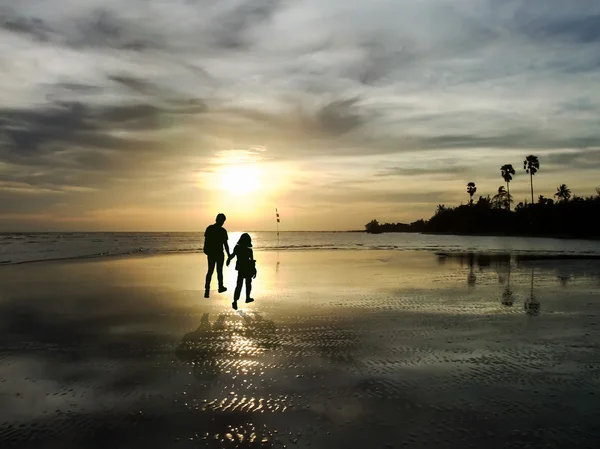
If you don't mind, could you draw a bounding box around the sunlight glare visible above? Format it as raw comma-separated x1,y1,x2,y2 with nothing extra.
219,164,262,196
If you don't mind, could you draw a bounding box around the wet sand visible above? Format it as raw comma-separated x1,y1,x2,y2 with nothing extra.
1,250,600,448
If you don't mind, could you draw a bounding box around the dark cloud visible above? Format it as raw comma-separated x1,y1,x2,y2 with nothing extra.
0,14,52,41
0,97,205,160
377,165,471,178
0,102,158,159
0,7,162,51
209,0,282,50
72,9,158,50
517,12,600,44
418,133,600,151
545,150,600,170
109,75,159,95
316,98,367,136
558,97,599,113
300,187,447,205
53,83,103,94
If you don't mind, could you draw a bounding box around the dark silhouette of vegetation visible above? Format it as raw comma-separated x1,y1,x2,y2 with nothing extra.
365,219,382,234
524,155,540,204
492,186,512,210
365,154,600,239
467,182,477,205
537,195,554,206
500,164,516,211
366,187,600,238
364,218,427,234
554,184,571,202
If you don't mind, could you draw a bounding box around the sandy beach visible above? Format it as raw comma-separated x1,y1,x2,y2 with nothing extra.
1,250,600,448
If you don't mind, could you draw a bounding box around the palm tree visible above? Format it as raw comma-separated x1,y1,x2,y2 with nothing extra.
523,155,540,204
466,182,477,206
554,184,571,202
500,164,516,210
492,186,507,209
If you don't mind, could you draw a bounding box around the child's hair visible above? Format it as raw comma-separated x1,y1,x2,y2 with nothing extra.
237,233,252,248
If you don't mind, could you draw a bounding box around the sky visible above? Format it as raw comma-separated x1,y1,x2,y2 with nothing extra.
1,0,600,231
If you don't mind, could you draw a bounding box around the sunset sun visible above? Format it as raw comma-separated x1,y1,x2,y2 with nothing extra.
218,164,262,195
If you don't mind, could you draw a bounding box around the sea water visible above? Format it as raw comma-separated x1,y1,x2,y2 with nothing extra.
1,231,600,265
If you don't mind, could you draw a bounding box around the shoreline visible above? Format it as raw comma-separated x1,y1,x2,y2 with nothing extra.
369,230,600,240
4,246,600,268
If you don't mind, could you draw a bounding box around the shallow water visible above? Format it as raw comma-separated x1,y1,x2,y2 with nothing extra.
2,231,600,265
0,251,599,448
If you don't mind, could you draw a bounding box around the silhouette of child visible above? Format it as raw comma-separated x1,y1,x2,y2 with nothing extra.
226,233,257,310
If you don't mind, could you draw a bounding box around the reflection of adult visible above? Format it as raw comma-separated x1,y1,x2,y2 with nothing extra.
175,313,227,380
176,313,279,381
203,213,230,298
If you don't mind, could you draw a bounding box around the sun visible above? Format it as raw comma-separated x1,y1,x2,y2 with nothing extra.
218,163,262,196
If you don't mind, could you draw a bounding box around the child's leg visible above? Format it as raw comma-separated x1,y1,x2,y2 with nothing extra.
245,276,252,299
234,273,244,301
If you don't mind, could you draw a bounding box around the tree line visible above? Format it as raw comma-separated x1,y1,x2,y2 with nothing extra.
365,154,600,238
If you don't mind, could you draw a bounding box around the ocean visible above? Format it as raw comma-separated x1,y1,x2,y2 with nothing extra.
2,232,600,265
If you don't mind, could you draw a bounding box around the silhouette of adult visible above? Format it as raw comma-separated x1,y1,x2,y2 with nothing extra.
203,213,231,298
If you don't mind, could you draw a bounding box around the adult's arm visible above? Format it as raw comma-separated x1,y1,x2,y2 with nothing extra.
203,226,210,254
226,245,236,266
224,229,230,257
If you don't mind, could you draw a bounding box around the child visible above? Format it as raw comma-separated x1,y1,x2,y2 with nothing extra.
226,233,257,310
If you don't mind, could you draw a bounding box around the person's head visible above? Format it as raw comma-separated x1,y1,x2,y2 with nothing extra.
237,233,252,248
215,213,226,226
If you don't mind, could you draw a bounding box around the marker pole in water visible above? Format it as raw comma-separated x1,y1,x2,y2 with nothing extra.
275,208,280,245
275,207,280,272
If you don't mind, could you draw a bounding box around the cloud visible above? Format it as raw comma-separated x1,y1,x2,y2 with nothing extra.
2,0,600,229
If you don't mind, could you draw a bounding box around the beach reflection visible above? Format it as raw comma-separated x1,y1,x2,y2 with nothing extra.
438,253,545,315
524,267,540,316
2,250,600,448
176,312,280,381
437,252,600,316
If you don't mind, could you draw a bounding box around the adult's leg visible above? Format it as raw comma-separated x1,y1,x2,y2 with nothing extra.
245,276,253,299
216,252,225,288
205,254,216,290
234,273,244,301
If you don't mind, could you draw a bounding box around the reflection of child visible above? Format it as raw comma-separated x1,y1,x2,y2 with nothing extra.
226,233,257,310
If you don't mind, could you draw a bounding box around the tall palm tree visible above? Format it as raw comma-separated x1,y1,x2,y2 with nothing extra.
467,182,477,206
500,164,516,211
554,184,571,202
523,155,540,204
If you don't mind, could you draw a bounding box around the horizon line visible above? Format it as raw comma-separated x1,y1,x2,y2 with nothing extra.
0,230,366,234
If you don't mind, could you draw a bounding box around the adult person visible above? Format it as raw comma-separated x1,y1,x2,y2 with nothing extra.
203,213,230,298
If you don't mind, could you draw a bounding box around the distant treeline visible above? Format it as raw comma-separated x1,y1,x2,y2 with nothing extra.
366,189,600,239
